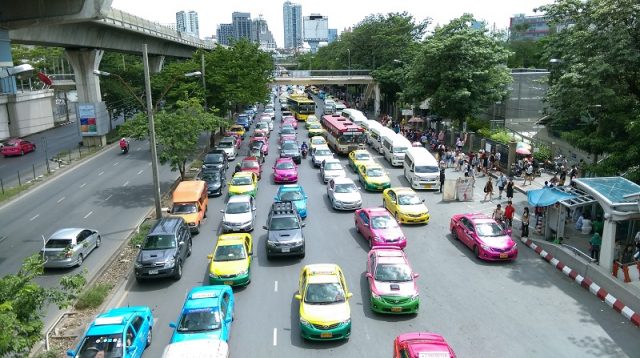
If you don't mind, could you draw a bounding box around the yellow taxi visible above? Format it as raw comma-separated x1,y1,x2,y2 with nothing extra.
357,162,391,191
309,136,327,151
207,233,253,286
348,149,375,172
295,264,352,341
383,187,430,224
228,125,246,138
307,122,325,138
228,172,258,197
305,115,320,129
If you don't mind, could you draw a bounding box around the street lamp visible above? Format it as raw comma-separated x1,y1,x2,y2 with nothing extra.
347,49,351,77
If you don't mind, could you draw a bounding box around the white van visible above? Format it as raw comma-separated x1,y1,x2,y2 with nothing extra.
334,102,347,115
324,99,336,115
404,147,440,190
371,127,396,154
342,108,368,126
162,339,229,358
382,133,412,166
365,120,384,145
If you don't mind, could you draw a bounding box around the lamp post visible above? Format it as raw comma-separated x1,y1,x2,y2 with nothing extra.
347,49,351,77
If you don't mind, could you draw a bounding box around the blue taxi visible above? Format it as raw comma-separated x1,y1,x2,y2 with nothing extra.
274,184,308,218
169,286,235,343
67,306,154,358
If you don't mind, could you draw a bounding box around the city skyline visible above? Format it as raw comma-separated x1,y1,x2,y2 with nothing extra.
175,10,199,38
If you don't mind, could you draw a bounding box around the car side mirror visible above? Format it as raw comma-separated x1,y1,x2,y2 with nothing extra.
273,196,278,201
366,273,372,278
162,207,170,213
178,241,184,246
249,250,253,256
252,207,257,211
207,254,213,259
295,294,302,300
66,350,76,357
301,223,306,227
127,346,135,353
263,225,268,230
363,223,369,227
422,199,425,203
220,209,225,213
347,292,353,299
225,316,233,323
135,244,141,249
169,322,177,328
413,273,420,278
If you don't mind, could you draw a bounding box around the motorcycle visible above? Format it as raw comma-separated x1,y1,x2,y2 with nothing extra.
120,142,129,154
301,147,308,159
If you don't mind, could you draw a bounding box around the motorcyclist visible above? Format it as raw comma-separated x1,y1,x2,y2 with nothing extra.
234,162,242,174
119,137,129,153
300,141,309,158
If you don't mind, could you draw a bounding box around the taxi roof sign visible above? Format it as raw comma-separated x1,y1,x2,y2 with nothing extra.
190,291,218,299
94,316,125,326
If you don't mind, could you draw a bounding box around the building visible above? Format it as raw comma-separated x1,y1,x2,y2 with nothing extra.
283,1,303,49
251,16,277,52
509,14,551,41
217,23,234,45
232,12,252,41
327,28,338,43
303,14,328,53
176,10,199,38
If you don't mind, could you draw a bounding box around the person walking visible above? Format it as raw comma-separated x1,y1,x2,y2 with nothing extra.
590,232,602,262
521,207,530,238
492,203,504,226
504,201,515,228
506,180,514,202
483,177,494,202
496,171,507,199
524,162,534,186
439,166,446,193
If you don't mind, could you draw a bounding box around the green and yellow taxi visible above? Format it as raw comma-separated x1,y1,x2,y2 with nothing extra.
305,115,319,129
348,149,375,172
307,122,325,137
310,136,327,152
207,233,253,286
295,264,352,341
382,187,430,224
357,162,391,191
228,124,246,139
228,172,258,197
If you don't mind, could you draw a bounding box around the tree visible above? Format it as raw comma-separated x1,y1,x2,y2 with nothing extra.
506,39,546,68
99,52,145,120
538,0,640,180
0,255,86,355
406,14,512,128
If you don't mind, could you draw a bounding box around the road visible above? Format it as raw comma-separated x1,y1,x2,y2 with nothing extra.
114,103,639,357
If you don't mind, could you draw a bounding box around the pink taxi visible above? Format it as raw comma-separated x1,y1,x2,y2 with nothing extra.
366,247,419,314
273,157,298,184
393,332,457,357
241,156,262,179
250,136,269,155
450,213,518,261
283,117,298,129
354,207,406,249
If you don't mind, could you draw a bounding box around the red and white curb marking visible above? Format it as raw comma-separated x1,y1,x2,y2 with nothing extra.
521,237,640,327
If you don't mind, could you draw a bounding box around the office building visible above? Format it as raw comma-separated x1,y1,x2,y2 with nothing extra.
327,28,338,43
283,1,303,49
176,10,199,38
217,23,234,45
232,12,252,41
509,14,551,41
252,15,277,51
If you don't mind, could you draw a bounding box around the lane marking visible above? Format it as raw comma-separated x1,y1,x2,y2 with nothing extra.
123,181,129,187
80,183,86,188
274,280,278,292
105,194,113,201
98,171,104,176
147,163,152,167
57,197,65,203
29,214,40,221
113,161,120,166
273,328,277,346
136,147,141,151
84,211,93,219
137,170,144,175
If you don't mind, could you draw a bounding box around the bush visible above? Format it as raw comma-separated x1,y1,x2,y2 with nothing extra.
533,144,551,162
129,221,153,248
489,130,513,144
75,283,113,310
466,117,490,133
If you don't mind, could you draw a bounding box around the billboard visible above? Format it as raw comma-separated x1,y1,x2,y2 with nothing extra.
77,102,109,136
303,14,328,41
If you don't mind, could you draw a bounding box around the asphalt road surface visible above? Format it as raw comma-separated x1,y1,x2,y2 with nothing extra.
113,104,639,357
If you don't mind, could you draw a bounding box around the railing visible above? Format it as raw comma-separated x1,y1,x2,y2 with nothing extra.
285,70,372,77
561,243,597,263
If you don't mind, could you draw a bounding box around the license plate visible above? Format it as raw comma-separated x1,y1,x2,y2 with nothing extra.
424,184,432,189
391,307,403,312
224,281,234,285
282,247,290,253
320,332,332,338
500,253,508,259
148,270,159,275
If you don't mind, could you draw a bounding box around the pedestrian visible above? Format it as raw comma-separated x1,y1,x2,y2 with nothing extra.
455,137,464,152
496,171,507,199
524,163,534,185
559,169,567,186
504,201,515,228
483,177,494,202
492,203,504,226
439,166,446,193
590,232,601,262
506,180,514,201
521,207,530,237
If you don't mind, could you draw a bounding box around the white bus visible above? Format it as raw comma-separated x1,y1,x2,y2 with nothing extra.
341,108,368,126
364,120,384,145
403,147,440,190
371,126,396,154
334,102,347,115
382,133,412,167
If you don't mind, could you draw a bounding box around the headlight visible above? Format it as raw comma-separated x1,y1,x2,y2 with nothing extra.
511,243,518,250
267,241,278,247
163,257,176,268
372,236,382,242
242,220,253,226
371,292,380,299
209,272,219,278
481,244,491,251
410,293,419,300
237,269,249,276
134,262,143,269
300,318,312,327
341,318,351,325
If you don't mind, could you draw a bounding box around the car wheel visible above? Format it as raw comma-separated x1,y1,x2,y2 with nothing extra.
451,228,458,240
395,212,400,222
174,261,183,280
195,223,200,234
368,237,373,250
146,328,152,347
187,240,192,257
474,246,480,258
76,254,84,267
96,236,101,248
355,222,360,233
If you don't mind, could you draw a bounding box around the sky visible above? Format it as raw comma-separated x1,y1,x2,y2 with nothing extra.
111,0,552,47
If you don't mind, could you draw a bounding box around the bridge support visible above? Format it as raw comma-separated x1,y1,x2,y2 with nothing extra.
0,30,17,94
148,55,165,73
374,83,380,119
65,48,104,102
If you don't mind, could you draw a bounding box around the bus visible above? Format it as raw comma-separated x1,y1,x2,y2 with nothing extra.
287,94,316,121
321,114,367,154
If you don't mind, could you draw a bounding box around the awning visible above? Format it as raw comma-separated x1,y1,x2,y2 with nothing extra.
527,187,577,207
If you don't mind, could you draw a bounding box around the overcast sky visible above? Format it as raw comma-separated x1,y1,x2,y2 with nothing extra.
111,0,552,47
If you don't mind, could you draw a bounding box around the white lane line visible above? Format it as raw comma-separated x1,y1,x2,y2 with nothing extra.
98,171,104,176
274,281,278,292
105,194,113,201
137,170,144,175
273,328,277,346
84,211,93,219
80,183,87,188
113,161,120,166
147,163,152,167
123,181,129,187
29,214,40,221
57,197,65,203
136,147,141,151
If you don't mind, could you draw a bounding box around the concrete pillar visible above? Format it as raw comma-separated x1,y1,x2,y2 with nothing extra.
480,138,486,153
373,84,380,119
467,132,475,152
449,130,455,147
64,48,104,103
148,55,165,74
507,141,517,177
0,30,17,94
599,218,617,272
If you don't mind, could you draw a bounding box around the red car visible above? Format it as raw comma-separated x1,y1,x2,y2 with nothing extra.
1,138,36,157
250,136,269,156
449,213,518,261
224,133,242,149
241,156,262,179
283,117,298,129
394,332,457,357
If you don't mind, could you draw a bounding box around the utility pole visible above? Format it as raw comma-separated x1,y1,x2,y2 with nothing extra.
143,44,163,220
201,52,207,111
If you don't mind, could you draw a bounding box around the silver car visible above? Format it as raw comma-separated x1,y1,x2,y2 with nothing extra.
312,146,334,167
217,138,237,160
42,228,101,268
326,177,363,210
221,194,256,233
320,158,346,183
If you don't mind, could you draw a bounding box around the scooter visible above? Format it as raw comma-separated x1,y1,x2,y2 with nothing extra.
301,147,308,159
120,143,129,154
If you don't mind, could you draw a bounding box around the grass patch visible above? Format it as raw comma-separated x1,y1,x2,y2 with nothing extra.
75,283,113,310
33,349,62,358
0,181,36,203
129,221,154,248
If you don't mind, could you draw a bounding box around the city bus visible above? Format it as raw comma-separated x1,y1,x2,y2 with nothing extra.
321,114,367,154
287,94,316,121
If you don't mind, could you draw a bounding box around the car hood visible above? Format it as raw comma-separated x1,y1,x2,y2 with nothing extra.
479,235,515,249
268,228,303,243
314,155,333,162
173,330,223,344
371,227,404,241
274,169,297,176
333,192,361,202
223,212,252,224
399,204,429,214
372,280,417,297
138,248,175,264
324,169,346,178
301,301,350,324
210,258,249,275
229,185,254,194
365,176,390,184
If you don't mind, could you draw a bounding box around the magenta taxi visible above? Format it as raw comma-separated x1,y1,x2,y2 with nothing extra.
366,247,419,314
273,157,298,184
354,207,406,249
393,332,457,357
450,213,518,261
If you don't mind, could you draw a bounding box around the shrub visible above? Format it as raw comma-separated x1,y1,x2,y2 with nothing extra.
75,283,113,310
533,144,551,162
130,221,153,248
489,130,513,144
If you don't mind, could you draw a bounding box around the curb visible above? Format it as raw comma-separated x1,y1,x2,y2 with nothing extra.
520,237,640,327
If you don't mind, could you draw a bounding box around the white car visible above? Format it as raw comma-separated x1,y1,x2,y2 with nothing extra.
216,138,237,161
264,107,275,119
326,177,362,210
220,195,256,233
312,146,334,167
320,158,346,183
255,121,270,134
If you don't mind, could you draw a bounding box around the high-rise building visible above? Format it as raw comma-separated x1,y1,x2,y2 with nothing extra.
217,23,234,45
509,14,551,41
232,12,252,41
176,10,199,37
327,28,338,43
251,15,277,52
283,1,303,49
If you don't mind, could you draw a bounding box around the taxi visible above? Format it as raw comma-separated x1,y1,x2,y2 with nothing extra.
295,264,352,341
357,162,391,191
348,149,375,172
366,247,420,314
208,233,253,286
228,172,258,197
169,286,234,343
393,332,457,357
305,115,320,129
67,306,153,358
274,184,308,218
227,125,245,139
307,122,325,137
240,156,262,180
382,187,430,224
310,136,327,151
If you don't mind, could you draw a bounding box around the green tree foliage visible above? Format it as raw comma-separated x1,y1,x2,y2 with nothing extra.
539,0,640,180
10,45,66,74
98,52,145,119
0,255,86,355
506,39,546,68
406,14,512,128
119,99,225,179
150,58,203,111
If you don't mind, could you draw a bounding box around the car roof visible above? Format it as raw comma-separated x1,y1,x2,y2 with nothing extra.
353,149,370,155
364,207,391,216
303,264,341,284
323,158,340,164
233,172,254,178
279,184,303,191
464,213,492,221
363,162,382,169
276,157,294,163
311,136,325,141
227,194,251,204
218,233,250,242
314,145,331,151
331,177,354,185
243,156,259,162
372,247,407,265
183,286,227,311
50,228,85,239
149,217,184,236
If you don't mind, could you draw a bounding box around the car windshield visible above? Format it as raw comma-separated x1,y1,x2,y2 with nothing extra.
281,127,295,134
398,194,422,205
231,176,252,185
276,162,294,170
475,222,505,237
309,123,321,129
315,149,331,156
171,203,197,214
45,239,72,249
366,168,384,177
304,282,346,304
355,153,370,161
214,244,246,261
242,161,259,169
269,217,300,230
282,142,298,151
177,308,221,333
324,162,342,170
392,146,408,153
335,183,357,193
142,235,176,250
374,263,413,282
77,333,123,358
280,191,303,201
257,123,268,129
250,142,263,149
218,141,234,148
415,165,439,174
312,139,325,145
226,202,250,214
371,215,398,229
204,154,223,164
